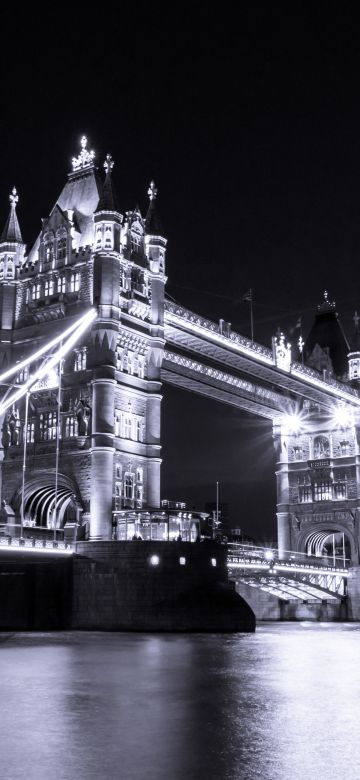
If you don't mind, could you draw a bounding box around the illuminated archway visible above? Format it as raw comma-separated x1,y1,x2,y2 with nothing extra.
12,477,82,530
305,529,351,564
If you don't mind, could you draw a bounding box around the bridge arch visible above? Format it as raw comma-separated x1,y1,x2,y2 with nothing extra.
11,474,83,530
297,522,358,564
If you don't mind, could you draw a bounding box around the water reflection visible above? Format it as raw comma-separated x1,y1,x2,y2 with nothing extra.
1,624,360,780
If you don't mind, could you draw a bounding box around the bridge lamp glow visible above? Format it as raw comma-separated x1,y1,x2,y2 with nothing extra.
281,412,303,435
150,555,160,566
331,404,353,429
264,550,274,561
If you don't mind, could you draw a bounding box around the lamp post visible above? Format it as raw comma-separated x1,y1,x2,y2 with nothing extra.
53,358,62,544
20,390,29,540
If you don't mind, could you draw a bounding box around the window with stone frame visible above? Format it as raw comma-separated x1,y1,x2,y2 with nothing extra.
57,275,66,294
39,411,57,441
44,277,54,297
65,415,78,438
31,283,41,300
124,473,134,502
70,272,80,292
26,421,35,444
313,435,330,459
57,234,67,263
74,347,87,372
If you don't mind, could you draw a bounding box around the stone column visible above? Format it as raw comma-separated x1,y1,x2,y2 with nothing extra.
90,378,115,540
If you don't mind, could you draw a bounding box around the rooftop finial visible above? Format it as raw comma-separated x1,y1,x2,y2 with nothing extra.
72,135,95,171
104,154,114,175
148,181,157,201
10,187,18,208
318,290,336,313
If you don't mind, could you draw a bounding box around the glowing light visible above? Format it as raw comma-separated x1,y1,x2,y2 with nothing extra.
281,412,303,435
0,309,97,415
331,403,353,429
179,556,186,565
0,308,96,386
273,563,350,577
0,540,72,556
150,555,160,566
211,558,217,567
264,550,274,561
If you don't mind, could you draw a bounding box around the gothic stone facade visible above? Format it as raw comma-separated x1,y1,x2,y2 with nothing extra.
0,139,166,541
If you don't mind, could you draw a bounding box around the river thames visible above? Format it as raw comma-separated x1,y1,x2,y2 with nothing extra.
1,623,359,780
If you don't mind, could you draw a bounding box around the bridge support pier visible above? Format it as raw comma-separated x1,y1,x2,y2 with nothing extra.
277,511,291,559
346,565,360,620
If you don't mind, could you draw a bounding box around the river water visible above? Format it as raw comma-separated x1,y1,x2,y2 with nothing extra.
1,623,359,780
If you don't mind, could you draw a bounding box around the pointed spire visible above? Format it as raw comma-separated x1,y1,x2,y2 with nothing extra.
1,187,23,243
96,154,120,212
145,180,163,234
349,310,360,352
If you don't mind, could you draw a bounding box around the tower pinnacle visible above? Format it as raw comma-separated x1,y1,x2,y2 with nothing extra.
148,181,158,201
71,135,95,171
1,186,23,243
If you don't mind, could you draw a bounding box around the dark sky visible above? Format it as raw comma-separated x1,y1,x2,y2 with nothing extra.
1,4,360,540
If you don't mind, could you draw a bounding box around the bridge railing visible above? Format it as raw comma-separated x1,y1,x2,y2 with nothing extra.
0,536,73,554
227,542,350,575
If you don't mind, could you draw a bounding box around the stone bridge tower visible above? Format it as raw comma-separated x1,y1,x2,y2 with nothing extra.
274,294,360,565
0,138,167,541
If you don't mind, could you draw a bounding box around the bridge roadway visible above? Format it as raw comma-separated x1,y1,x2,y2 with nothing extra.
227,543,349,603
162,300,360,419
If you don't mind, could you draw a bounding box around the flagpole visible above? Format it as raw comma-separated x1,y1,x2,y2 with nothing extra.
250,290,254,342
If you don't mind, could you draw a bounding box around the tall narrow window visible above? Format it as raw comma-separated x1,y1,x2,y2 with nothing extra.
26,421,35,443
124,473,134,500
57,276,66,294
65,415,77,438
74,348,87,371
70,272,80,292
44,278,54,297
57,237,67,262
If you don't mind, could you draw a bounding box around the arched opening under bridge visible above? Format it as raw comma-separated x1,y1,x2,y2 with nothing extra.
12,479,82,530
305,529,352,566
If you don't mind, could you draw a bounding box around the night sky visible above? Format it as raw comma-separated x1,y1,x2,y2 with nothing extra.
1,4,360,540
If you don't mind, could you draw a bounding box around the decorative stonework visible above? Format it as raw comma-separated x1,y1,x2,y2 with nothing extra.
72,136,95,171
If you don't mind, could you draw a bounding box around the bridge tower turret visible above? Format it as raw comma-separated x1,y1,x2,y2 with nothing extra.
90,153,123,539
0,187,25,330
348,311,360,385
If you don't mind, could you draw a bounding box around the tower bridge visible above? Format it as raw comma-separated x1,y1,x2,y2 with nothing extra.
1,136,360,621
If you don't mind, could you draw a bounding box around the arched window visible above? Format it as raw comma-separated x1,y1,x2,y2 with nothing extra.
104,225,113,249
57,236,67,262
136,467,143,483
124,473,134,500
0,259,4,279
6,259,14,278
124,416,132,439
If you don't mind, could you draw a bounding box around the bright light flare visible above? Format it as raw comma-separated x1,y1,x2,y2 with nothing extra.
281,412,303,435
0,308,96,386
0,309,97,415
331,403,353,429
